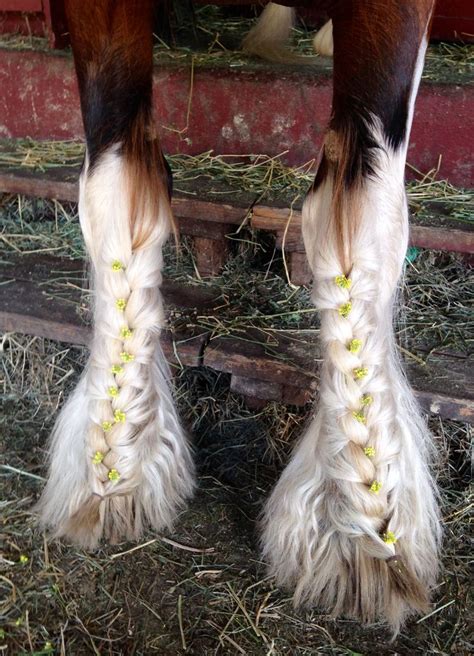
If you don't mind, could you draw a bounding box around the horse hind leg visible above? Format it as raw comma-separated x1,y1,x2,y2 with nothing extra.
37,0,195,548
262,0,441,632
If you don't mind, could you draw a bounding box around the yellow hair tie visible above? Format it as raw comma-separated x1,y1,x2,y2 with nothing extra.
348,338,362,353
114,409,126,423
364,446,376,458
102,420,113,432
352,410,366,424
108,468,120,482
111,260,124,272
383,530,397,545
111,364,124,375
108,386,119,398
370,480,382,494
120,351,135,363
353,367,368,380
338,302,352,318
120,326,133,339
115,298,127,312
92,451,105,464
361,394,373,406
335,274,352,289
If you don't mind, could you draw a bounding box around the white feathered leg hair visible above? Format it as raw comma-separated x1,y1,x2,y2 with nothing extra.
262,9,441,631
37,0,194,548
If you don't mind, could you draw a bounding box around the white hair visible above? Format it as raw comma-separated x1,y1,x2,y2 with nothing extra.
261,117,441,631
37,148,195,547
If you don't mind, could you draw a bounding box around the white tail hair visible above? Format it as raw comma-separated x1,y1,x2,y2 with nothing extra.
313,19,333,57
242,3,303,63
242,3,332,63
37,147,195,548
261,120,441,630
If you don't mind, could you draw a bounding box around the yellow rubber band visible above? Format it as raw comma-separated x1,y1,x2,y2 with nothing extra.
120,326,133,339
114,409,126,423
338,302,352,318
108,468,120,482
111,260,124,272
115,298,127,312
364,446,376,458
335,274,352,289
353,367,369,380
92,451,105,464
370,480,382,494
120,351,135,363
383,530,397,545
348,338,362,353
352,410,366,424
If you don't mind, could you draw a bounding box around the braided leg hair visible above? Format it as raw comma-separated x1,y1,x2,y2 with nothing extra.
261,2,441,631
37,148,195,548
261,125,441,629
37,0,195,548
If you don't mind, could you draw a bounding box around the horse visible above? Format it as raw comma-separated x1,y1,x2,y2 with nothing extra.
37,0,441,632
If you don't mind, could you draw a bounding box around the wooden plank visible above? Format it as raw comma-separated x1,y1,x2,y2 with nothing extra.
204,333,474,423
409,224,474,252
178,217,234,239
0,166,77,202
172,196,249,226
289,252,312,286
230,374,282,402
275,223,474,255
194,236,229,276
204,333,320,390
0,256,214,367
0,155,472,255
254,205,474,255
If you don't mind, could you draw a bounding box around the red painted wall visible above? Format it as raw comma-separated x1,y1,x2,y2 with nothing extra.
0,49,472,186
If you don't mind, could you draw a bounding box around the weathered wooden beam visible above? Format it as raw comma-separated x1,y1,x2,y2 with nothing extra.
0,256,213,366
288,252,311,286
204,334,474,422
193,236,230,276
253,205,474,255
1,259,472,422
0,150,472,261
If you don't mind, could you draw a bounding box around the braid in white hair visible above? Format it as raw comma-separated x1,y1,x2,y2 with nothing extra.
37,0,195,547
261,4,441,629
37,147,194,548
262,120,441,630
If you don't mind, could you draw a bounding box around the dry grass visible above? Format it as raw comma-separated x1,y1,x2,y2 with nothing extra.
1,184,473,654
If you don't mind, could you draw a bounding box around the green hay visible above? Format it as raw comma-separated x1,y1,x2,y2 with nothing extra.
0,139,472,223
